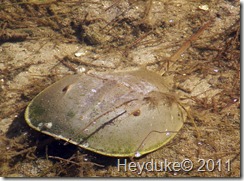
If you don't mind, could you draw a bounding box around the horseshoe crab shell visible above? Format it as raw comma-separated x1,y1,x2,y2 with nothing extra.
25,69,184,157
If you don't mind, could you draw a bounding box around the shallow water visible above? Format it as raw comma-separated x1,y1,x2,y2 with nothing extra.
0,0,240,177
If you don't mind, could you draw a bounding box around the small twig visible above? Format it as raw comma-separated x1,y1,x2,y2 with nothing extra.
105,0,121,11
159,21,212,76
49,155,82,166
142,0,153,21
7,146,37,158
48,155,104,167
126,29,154,50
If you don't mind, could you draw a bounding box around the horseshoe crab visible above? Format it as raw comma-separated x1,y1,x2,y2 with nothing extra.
24,22,210,158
